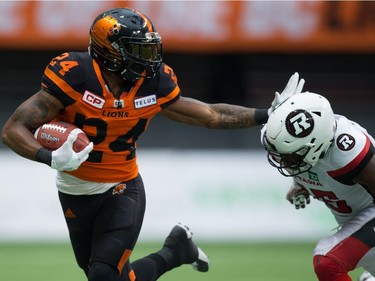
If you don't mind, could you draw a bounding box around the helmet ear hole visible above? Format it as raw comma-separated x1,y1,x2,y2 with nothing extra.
102,46,110,57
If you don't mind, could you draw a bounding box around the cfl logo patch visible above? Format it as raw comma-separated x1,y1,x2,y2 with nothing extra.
114,100,124,108
286,110,314,138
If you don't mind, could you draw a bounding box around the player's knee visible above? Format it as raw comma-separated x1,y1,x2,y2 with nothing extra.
313,255,350,281
88,261,118,281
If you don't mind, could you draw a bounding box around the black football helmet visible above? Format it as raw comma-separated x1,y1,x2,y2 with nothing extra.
88,7,162,81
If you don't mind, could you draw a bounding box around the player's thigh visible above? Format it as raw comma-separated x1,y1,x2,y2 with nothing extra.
314,208,375,256
91,175,146,267
314,210,375,273
58,192,101,272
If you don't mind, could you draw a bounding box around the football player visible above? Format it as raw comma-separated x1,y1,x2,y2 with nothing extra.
2,7,304,281
262,92,375,281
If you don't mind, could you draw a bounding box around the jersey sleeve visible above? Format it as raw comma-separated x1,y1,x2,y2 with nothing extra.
41,52,86,108
156,63,180,109
328,120,375,184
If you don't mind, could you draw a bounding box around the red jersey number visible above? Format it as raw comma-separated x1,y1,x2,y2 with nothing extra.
308,187,352,213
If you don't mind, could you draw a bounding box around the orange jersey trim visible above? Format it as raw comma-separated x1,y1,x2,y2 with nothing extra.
44,67,83,101
92,59,107,92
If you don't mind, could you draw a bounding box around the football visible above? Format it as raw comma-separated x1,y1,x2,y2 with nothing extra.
359,271,375,281
34,121,90,152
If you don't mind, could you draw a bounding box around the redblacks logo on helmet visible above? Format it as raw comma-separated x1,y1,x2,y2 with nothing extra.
286,109,315,138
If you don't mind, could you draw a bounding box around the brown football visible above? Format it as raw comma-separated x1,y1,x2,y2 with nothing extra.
34,121,90,152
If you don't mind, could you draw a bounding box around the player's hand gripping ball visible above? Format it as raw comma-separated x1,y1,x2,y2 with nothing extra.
34,121,90,152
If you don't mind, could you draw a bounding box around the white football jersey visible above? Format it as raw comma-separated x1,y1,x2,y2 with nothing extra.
294,114,375,226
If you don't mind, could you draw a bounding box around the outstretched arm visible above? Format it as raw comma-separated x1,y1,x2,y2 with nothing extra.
161,72,305,129
161,97,261,129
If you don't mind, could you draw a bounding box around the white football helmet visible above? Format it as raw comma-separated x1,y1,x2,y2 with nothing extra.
262,92,336,176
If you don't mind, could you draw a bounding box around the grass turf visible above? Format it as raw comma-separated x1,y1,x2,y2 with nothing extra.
0,242,363,281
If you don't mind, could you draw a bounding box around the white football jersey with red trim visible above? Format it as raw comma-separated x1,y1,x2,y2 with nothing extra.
294,114,375,226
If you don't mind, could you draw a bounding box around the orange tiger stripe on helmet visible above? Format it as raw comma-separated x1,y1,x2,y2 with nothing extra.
90,15,122,59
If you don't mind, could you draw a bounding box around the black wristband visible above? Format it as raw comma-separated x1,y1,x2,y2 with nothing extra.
254,109,269,125
35,147,52,166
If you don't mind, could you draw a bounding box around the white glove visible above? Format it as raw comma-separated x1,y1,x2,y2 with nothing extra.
268,72,305,115
51,130,93,171
286,185,310,210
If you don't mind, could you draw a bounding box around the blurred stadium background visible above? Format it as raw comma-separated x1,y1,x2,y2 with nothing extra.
0,1,374,280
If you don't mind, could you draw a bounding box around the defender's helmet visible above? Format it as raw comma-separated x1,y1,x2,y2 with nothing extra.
89,8,162,81
262,92,336,176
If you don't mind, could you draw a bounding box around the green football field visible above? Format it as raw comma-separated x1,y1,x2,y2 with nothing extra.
0,242,363,281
